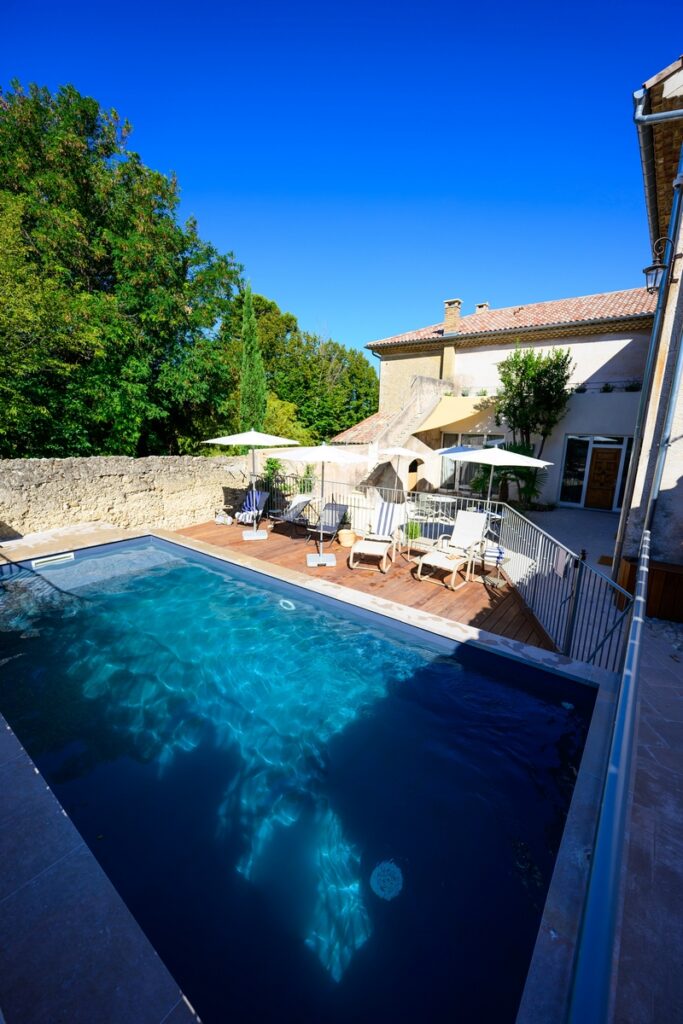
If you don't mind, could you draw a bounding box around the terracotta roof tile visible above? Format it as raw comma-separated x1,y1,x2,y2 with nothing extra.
331,409,393,443
368,288,657,351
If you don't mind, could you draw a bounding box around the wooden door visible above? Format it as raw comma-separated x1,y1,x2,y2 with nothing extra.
407,460,421,491
585,448,621,509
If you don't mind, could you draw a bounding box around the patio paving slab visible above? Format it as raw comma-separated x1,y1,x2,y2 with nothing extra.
0,718,196,1024
613,620,683,1023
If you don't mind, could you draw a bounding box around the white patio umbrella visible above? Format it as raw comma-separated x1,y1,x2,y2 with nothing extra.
377,446,419,491
267,444,367,566
203,430,300,540
436,445,552,503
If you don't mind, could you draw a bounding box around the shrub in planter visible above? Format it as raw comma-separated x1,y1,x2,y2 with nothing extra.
405,520,422,541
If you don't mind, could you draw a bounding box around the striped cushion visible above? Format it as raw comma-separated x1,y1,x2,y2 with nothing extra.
373,499,404,537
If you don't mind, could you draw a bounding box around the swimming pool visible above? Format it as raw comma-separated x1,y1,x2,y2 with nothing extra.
0,537,595,1022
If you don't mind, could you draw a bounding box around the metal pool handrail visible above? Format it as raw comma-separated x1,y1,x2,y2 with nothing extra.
567,529,650,1023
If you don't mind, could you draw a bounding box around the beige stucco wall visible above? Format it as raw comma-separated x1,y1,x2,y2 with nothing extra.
451,331,651,395
379,351,442,412
377,330,651,414
540,393,640,504
0,456,249,539
408,393,640,501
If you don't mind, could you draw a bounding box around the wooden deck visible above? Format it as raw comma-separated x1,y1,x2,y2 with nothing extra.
175,521,555,651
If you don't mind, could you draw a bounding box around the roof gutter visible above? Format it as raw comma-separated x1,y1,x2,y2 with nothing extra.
367,314,655,353
633,87,683,244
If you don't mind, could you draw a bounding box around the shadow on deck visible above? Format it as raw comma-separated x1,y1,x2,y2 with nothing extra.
176,521,556,652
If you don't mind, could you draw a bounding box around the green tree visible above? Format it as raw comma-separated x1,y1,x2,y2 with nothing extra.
225,294,379,441
227,292,299,382
238,283,267,431
263,392,313,444
270,332,378,440
0,81,241,457
495,346,574,456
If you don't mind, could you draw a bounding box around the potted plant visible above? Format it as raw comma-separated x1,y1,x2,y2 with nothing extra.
405,520,422,542
337,511,356,548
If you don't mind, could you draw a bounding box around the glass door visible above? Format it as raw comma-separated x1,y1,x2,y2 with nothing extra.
560,436,590,504
559,435,631,509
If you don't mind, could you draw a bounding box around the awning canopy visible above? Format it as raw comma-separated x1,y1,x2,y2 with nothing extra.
415,396,497,435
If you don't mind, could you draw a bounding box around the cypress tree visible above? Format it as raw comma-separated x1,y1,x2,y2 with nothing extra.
238,283,267,430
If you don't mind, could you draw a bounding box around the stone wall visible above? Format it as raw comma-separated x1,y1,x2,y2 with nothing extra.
378,351,442,412
0,456,249,539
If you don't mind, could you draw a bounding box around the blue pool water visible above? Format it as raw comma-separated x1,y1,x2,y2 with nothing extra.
0,538,595,1022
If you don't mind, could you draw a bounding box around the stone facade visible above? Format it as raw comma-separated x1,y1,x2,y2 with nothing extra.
0,456,249,540
379,351,442,412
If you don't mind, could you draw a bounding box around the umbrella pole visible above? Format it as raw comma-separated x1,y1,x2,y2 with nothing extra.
319,460,325,554
487,464,494,505
243,444,267,540
252,447,257,529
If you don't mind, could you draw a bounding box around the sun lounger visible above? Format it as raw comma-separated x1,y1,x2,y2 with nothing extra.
269,493,312,535
234,490,270,527
348,497,406,573
415,510,487,590
306,502,348,550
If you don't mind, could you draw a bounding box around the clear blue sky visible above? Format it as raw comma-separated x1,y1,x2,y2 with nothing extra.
2,0,676,355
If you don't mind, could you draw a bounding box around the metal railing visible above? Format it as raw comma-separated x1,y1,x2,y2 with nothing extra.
567,529,650,1023
251,474,633,672
496,505,633,672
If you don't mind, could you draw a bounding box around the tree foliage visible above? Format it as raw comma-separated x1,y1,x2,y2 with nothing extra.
263,393,313,444
495,346,574,456
226,296,379,441
238,284,267,431
0,81,240,457
0,81,378,457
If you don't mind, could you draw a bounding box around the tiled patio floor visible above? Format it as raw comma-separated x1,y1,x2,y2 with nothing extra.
527,508,620,572
176,520,555,651
613,620,683,1023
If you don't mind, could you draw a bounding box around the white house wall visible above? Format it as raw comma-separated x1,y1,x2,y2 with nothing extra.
450,331,650,394
409,393,639,503
539,393,641,503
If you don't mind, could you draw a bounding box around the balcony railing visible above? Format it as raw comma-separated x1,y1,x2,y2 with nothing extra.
567,529,650,1022
255,474,633,673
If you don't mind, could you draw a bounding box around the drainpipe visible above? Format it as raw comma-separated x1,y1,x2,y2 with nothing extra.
611,113,683,580
644,302,683,533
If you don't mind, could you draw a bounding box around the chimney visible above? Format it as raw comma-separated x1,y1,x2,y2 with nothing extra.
474,301,489,314
444,298,462,333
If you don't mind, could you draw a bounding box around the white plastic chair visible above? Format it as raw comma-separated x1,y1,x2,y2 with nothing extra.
348,498,406,574
415,510,488,590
